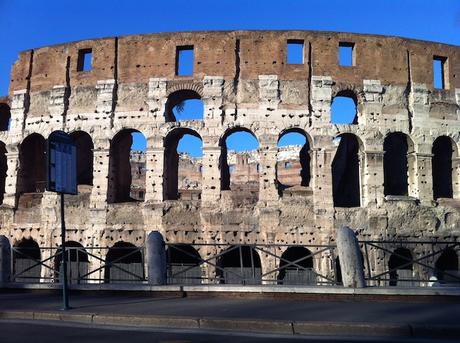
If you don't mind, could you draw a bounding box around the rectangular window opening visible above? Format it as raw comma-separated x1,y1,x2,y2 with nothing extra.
176,45,194,76
287,40,304,64
433,56,448,89
77,48,92,72
339,42,354,67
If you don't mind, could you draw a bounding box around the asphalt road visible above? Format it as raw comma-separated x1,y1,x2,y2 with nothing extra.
0,320,451,343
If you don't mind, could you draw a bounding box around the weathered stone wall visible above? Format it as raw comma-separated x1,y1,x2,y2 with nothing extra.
1,30,460,282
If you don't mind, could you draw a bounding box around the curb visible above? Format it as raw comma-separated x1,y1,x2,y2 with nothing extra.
0,310,458,339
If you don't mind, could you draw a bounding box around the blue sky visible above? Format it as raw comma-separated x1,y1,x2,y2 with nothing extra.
1,0,459,156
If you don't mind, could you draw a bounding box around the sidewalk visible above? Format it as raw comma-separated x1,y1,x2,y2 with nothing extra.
1,288,460,339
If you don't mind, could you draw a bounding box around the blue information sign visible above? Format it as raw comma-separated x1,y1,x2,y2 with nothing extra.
46,131,77,195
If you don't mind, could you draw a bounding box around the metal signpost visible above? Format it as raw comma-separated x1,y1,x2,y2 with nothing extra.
46,131,77,310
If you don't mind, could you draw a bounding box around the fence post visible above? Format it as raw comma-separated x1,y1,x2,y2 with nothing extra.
147,231,166,285
336,226,366,288
0,235,11,284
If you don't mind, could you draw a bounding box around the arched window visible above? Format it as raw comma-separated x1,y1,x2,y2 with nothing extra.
278,247,315,285
435,248,459,282
70,131,93,187
432,136,454,199
13,238,41,282
331,91,358,124
167,244,202,284
164,129,202,200
384,133,413,196
54,241,89,284
332,133,361,207
105,242,144,283
0,103,11,131
18,134,46,194
217,245,261,285
388,248,413,286
108,129,146,203
220,128,259,202
277,130,310,196
165,90,203,122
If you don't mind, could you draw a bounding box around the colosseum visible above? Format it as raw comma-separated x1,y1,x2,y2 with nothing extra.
0,30,460,287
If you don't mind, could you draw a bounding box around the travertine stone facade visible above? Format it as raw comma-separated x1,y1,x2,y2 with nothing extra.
1,30,460,282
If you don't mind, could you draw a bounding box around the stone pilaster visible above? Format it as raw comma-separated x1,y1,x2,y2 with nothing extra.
90,138,110,209
144,136,164,202
10,89,28,133
311,76,332,124
413,143,433,204
96,79,116,114
201,145,221,204
362,150,385,206
2,148,19,207
258,134,278,204
362,80,384,126
258,75,280,111
203,76,224,122
147,78,167,122
409,83,430,128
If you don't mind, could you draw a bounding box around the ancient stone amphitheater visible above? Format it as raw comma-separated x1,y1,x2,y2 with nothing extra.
0,30,459,286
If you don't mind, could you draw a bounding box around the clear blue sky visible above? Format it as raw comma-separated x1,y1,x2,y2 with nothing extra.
1,0,459,156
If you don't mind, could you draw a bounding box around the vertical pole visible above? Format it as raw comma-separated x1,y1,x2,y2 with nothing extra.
60,193,70,310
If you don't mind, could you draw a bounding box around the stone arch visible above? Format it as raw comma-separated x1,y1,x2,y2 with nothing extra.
13,238,41,282
104,241,144,283
278,246,315,285
165,88,203,122
276,128,311,195
388,247,413,286
164,128,202,200
18,133,46,194
167,244,202,284
435,248,459,282
216,245,261,284
70,131,94,187
332,133,363,207
108,129,146,203
0,103,11,131
219,127,259,193
54,241,89,284
432,136,455,199
383,132,415,196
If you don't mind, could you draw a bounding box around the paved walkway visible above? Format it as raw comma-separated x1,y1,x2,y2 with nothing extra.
0,289,459,339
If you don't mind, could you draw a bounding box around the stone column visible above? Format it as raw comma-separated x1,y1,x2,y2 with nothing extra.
413,144,433,204
146,231,166,285
362,150,385,206
258,134,278,204
90,138,110,209
144,136,164,203
311,76,332,125
336,226,366,288
201,145,221,204
3,147,19,208
311,136,334,218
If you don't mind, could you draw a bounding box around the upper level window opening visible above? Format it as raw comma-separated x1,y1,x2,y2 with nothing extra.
433,56,448,89
176,46,194,76
284,161,292,169
331,94,357,124
77,48,92,72
339,42,354,66
287,40,304,64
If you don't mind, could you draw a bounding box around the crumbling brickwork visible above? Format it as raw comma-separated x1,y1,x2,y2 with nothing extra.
1,30,460,283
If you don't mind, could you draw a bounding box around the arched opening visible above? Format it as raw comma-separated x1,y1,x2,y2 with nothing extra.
384,132,413,196
335,257,342,285
332,133,361,207
13,238,41,282
0,103,11,131
217,245,261,284
167,244,202,284
165,90,203,122
105,242,144,283
278,247,315,285
388,248,413,286
435,248,459,283
331,91,358,124
0,141,7,204
54,241,89,284
276,130,311,196
164,129,203,200
108,129,147,203
432,136,454,199
220,128,259,203
18,134,46,194
70,131,93,188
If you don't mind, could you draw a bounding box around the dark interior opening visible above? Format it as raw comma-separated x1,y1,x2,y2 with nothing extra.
432,136,453,199
70,131,94,186
18,134,46,194
384,133,409,196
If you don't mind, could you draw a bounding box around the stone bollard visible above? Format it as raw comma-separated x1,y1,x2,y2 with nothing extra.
336,226,366,288
146,231,166,285
0,235,11,284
